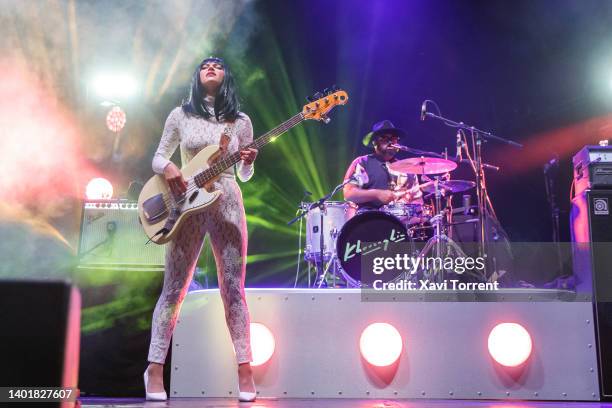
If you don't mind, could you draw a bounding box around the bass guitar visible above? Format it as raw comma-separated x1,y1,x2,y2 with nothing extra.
138,89,349,244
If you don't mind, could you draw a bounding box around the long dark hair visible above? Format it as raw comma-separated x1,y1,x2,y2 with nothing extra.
181,57,241,122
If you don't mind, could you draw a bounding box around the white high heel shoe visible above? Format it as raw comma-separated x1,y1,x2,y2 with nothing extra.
144,370,168,401
238,390,256,402
238,378,256,402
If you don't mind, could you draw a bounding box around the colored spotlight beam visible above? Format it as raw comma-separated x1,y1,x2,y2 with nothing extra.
488,113,612,175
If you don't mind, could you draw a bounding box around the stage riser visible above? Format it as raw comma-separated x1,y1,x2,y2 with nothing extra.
171,289,600,400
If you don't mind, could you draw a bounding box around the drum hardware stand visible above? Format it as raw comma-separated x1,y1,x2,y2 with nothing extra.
288,178,354,287
315,228,344,288
293,191,313,288
393,177,472,283
420,101,522,277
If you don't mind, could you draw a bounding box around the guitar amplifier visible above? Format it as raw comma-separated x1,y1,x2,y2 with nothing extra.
573,145,612,195
78,200,165,268
570,190,612,398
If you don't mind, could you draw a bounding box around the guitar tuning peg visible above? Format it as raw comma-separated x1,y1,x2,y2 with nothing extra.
321,115,331,124
322,87,331,95
331,84,339,92
313,92,324,100
306,95,316,102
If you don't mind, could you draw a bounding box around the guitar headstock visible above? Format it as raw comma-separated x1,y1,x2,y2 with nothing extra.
303,86,349,122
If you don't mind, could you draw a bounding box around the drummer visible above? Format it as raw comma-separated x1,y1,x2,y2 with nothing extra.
343,120,423,214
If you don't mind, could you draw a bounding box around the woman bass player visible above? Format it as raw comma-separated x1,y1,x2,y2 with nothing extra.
144,56,258,402
343,120,423,209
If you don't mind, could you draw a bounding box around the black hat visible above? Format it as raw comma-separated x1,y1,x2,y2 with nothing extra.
362,120,408,146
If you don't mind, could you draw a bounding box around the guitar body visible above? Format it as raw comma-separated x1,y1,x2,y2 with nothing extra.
137,144,224,245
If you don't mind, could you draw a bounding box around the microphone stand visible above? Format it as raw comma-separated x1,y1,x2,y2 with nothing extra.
288,178,353,287
422,110,523,273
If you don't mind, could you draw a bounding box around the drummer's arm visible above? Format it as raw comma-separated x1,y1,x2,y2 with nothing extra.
407,176,424,204
343,158,369,203
343,158,394,204
344,184,382,203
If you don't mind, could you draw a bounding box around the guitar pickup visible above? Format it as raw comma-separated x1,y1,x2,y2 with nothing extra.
142,194,168,223
188,190,199,203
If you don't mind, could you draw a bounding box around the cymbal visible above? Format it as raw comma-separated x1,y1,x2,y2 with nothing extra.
388,157,458,175
420,179,476,194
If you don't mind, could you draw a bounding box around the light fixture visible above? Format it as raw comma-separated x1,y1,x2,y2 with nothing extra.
488,322,533,367
250,322,275,366
92,73,138,100
106,106,126,133
86,178,113,200
359,323,403,367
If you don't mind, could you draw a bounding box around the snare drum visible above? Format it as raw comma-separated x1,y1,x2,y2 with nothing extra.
381,203,424,218
303,201,355,262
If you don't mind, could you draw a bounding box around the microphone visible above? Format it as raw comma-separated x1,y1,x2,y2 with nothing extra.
420,100,427,121
455,131,463,161
390,143,409,152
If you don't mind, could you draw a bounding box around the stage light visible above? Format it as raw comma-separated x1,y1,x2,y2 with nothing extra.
250,322,275,366
106,106,126,133
92,73,138,100
488,323,533,367
359,323,403,366
86,178,113,200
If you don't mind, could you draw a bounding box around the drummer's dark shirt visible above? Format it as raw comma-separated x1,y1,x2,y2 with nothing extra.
343,154,420,210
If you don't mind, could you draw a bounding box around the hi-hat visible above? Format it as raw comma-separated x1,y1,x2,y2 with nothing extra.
420,179,476,195
388,157,457,175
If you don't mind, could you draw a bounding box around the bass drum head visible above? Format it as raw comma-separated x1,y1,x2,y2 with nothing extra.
336,211,408,285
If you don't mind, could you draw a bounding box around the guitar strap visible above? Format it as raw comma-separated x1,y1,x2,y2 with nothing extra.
219,123,235,155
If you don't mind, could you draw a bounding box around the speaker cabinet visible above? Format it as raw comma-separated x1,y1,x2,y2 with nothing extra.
0,280,80,407
571,189,612,399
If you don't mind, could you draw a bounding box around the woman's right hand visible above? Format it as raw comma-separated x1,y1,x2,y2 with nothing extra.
163,162,188,197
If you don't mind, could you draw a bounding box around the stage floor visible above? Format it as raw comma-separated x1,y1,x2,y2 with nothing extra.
80,397,612,407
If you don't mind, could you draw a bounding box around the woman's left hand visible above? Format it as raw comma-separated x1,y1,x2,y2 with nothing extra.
240,148,258,165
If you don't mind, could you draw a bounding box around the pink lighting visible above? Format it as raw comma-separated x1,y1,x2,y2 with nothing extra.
250,322,275,366
359,323,403,367
488,323,533,367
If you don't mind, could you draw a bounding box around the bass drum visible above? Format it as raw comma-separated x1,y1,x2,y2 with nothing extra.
336,211,408,286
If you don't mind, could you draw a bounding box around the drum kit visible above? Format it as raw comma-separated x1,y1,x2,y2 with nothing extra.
299,156,479,288
289,100,524,288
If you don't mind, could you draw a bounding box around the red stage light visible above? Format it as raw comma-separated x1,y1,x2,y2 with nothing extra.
359,323,403,367
86,178,113,200
250,322,275,366
488,323,533,367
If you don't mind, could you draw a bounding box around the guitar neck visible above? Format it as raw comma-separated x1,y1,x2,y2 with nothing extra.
194,112,305,186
